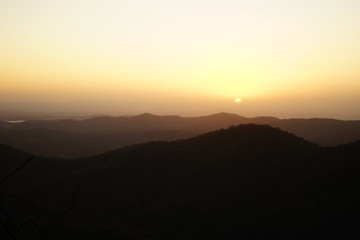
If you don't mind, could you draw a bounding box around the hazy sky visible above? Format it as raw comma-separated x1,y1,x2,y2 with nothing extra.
1,0,360,119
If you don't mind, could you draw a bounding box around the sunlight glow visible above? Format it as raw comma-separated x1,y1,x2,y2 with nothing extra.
234,98,242,104
1,0,360,118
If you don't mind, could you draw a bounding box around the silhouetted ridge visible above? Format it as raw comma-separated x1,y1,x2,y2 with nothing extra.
191,124,310,142
98,124,320,181
0,143,33,159
1,113,360,157
205,112,245,118
0,125,359,239
0,143,33,180
71,124,358,239
82,116,116,122
335,139,360,156
135,112,156,118
181,124,319,153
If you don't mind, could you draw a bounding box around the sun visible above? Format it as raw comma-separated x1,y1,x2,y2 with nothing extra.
234,98,242,103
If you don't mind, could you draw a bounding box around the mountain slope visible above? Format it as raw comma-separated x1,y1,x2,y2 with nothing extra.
1,125,359,239
1,113,360,158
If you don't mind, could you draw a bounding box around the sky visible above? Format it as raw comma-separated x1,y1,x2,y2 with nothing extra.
1,0,360,119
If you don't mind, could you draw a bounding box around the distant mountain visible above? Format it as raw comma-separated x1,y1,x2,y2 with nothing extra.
1,125,359,239
0,113,360,157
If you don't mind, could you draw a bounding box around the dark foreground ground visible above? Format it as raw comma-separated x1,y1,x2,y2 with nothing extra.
1,124,359,239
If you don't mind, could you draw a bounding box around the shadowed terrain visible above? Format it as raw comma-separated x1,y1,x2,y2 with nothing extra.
1,124,359,239
1,113,360,158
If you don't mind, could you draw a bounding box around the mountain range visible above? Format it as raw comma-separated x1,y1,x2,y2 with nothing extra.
1,113,360,158
1,124,359,239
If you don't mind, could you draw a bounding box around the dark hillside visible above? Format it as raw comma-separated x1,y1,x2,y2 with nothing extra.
1,113,360,158
1,125,359,239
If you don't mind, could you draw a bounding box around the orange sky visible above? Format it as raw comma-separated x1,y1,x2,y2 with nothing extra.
1,0,360,119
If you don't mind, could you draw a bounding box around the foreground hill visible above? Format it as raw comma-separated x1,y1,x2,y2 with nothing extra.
1,124,359,239
1,113,360,158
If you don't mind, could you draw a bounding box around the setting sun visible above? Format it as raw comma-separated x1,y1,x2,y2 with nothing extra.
0,0,359,119
0,2,360,238
234,98,242,103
